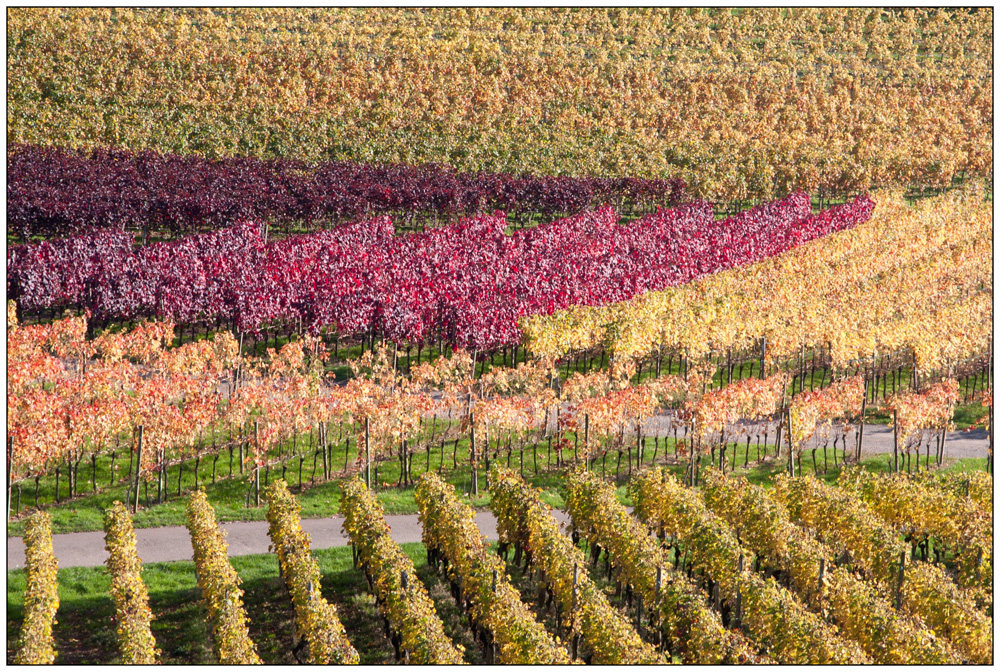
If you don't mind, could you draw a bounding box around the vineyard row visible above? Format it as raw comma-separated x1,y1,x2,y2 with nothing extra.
8,192,871,349
7,143,686,241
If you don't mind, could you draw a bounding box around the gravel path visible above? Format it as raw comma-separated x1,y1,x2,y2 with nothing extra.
850,425,989,459
637,413,989,460
7,510,573,571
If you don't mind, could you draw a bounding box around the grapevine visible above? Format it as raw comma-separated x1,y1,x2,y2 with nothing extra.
700,469,957,664
489,465,665,663
415,472,572,664
564,468,765,663
629,468,870,664
340,478,464,664
185,490,262,664
264,479,359,664
103,501,159,664
836,469,992,601
8,9,991,199
14,511,60,665
772,474,992,663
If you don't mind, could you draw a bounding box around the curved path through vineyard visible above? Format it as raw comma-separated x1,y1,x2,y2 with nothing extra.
7,425,987,570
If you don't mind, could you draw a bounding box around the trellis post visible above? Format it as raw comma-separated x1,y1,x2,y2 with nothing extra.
6,437,13,522
470,413,478,496
365,417,372,488
254,420,261,506
132,426,144,514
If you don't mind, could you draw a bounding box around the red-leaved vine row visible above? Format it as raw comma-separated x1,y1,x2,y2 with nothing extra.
7,143,687,240
8,193,873,350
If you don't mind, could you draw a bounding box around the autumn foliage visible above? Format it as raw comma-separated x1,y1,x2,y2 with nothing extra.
103,501,159,663
264,480,359,664
340,478,464,664
415,472,572,664
489,466,665,663
185,490,262,664
9,191,866,350
8,9,991,199
14,512,60,664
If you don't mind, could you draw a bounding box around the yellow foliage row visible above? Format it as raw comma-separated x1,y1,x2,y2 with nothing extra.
772,475,992,663
14,512,60,664
917,471,994,510
185,490,262,664
522,189,992,374
701,470,957,663
103,502,159,663
414,472,572,664
263,480,358,664
563,468,765,663
629,468,869,663
837,469,992,602
339,478,464,664
7,8,991,199
488,466,664,663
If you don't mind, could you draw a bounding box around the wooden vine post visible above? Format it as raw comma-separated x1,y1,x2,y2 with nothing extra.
856,379,868,462
775,386,786,469
988,402,993,473
734,553,744,628
364,417,371,489
571,562,580,659
6,437,13,522
759,337,766,379
655,565,663,647
254,420,261,507
894,550,906,610
892,410,899,474
469,412,478,496
688,430,698,487
317,423,325,480
635,421,642,472
132,426,144,514
786,407,795,477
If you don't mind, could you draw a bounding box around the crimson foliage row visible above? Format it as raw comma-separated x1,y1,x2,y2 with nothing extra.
7,144,687,241
8,193,874,350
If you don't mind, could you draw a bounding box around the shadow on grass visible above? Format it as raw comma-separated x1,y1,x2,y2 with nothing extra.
7,543,489,665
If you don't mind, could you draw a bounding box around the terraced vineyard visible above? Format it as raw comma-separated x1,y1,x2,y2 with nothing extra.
6,6,992,666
